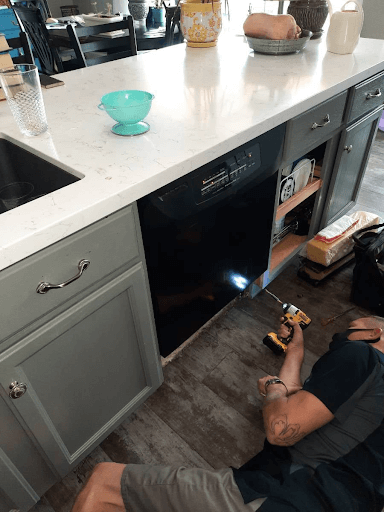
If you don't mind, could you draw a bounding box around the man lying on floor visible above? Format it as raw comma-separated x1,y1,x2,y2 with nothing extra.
72,315,384,512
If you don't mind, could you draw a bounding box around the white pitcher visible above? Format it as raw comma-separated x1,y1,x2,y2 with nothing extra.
326,0,364,55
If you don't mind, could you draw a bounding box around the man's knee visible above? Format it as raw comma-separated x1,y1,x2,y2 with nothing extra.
90,462,116,481
72,462,126,512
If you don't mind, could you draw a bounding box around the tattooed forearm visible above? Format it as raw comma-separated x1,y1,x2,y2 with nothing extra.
270,414,306,445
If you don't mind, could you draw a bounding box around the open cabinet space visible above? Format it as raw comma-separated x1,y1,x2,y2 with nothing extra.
266,141,328,283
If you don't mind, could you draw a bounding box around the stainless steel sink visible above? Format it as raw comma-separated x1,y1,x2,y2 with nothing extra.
0,139,82,213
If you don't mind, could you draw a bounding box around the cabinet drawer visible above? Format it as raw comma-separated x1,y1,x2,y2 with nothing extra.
284,91,348,162
347,71,384,123
0,205,140,342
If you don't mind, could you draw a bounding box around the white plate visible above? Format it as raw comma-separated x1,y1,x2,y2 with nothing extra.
280,176,294,203
81,13,123,25
292,158,313,194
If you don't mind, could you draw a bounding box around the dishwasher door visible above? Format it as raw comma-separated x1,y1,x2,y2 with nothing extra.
138,125,284,356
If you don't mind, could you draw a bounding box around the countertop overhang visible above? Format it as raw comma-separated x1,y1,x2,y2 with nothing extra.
1,33,384,271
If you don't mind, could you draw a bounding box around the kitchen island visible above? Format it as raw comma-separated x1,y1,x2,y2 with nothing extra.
0,33,384,270
1,31,384,511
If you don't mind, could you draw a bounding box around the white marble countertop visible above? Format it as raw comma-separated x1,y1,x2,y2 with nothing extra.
1,32,384,272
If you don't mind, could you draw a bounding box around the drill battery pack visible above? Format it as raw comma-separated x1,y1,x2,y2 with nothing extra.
263,309,311,355
263,332,287,355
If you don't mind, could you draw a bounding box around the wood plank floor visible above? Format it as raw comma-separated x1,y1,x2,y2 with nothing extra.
29,130,384,512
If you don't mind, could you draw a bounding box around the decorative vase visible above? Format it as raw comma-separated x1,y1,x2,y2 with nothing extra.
287,0,328,39
152,6,165,24
128,0,149,21
326,0,364,54
180,1,222,48
112,0,129,14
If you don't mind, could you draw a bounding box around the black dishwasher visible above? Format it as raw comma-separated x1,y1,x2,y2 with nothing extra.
138,124,286,357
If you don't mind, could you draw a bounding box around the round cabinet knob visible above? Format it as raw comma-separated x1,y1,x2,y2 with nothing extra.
9,381,27,399
344,145,353,153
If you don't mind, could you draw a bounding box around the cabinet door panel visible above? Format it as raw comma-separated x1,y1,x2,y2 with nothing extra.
0,395,55,500
0,205,139,345
0,263,162,476
0,449,39,512
323,106,383,225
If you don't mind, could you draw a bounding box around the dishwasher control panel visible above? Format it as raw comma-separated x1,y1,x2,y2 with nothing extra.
146,123,286,221
197,145,261,202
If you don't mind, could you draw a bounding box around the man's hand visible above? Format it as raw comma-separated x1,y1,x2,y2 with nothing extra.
278,317,304,355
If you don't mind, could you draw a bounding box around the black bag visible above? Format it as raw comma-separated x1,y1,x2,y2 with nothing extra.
351,223,384,315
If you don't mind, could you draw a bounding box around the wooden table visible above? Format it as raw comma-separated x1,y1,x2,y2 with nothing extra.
134,19,182,51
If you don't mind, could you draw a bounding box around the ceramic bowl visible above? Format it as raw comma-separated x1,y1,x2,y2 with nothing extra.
98,90,154,136
246,29,313,55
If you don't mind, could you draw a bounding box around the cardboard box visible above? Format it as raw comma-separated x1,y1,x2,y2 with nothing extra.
304,211,381,267
0,52,14,100
0,51,13,70
0,33,11,52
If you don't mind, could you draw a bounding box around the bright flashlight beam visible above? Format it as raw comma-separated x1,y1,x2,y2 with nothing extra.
231,273,249,290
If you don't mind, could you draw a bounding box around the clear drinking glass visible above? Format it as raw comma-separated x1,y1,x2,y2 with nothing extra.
0,64,48,136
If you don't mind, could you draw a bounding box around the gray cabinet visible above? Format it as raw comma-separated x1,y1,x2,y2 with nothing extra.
0,393,56,512
0,203,163,511
258,71,384,289
346,70,384,123
322,105,383,225
0,451,39,512
321,71,384,225
283,90,349,164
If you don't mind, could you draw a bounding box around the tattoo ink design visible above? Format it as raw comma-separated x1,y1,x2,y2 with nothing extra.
270,414,305,445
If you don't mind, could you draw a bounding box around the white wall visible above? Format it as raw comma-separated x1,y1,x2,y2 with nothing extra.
360,0,383,40
49,0,65,17
47,0,91,17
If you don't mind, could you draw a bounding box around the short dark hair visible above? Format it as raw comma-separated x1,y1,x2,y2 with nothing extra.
363,316,384,331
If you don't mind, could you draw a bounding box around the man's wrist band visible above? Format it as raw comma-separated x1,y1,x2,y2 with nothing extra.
264,378,289,396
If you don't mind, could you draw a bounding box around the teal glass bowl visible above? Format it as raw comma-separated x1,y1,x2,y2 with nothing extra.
98,90,154,136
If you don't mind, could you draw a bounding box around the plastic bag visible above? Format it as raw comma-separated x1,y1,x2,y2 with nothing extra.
351,223,384,314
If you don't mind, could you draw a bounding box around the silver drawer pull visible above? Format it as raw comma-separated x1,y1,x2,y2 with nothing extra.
366,88,381,99
311,114,330,130
9,381,27,399
36,259,90,294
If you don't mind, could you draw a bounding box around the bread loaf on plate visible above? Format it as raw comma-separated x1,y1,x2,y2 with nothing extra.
243,13,301,40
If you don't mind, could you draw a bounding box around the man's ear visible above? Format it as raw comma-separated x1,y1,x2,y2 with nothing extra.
371,328,383,338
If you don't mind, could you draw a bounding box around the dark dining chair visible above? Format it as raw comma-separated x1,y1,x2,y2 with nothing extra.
12,4,77,75
65,16,137,68
5,31,34,65
12,0,52,22
163,3,182,46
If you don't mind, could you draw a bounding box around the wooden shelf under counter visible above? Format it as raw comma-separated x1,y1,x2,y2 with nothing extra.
270,233,307,272
276,178,323,221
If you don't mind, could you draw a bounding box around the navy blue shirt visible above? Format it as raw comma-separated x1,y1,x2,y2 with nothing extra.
233,339,384,512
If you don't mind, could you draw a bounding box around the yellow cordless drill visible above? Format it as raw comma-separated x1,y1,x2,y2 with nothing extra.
262,289,311,355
